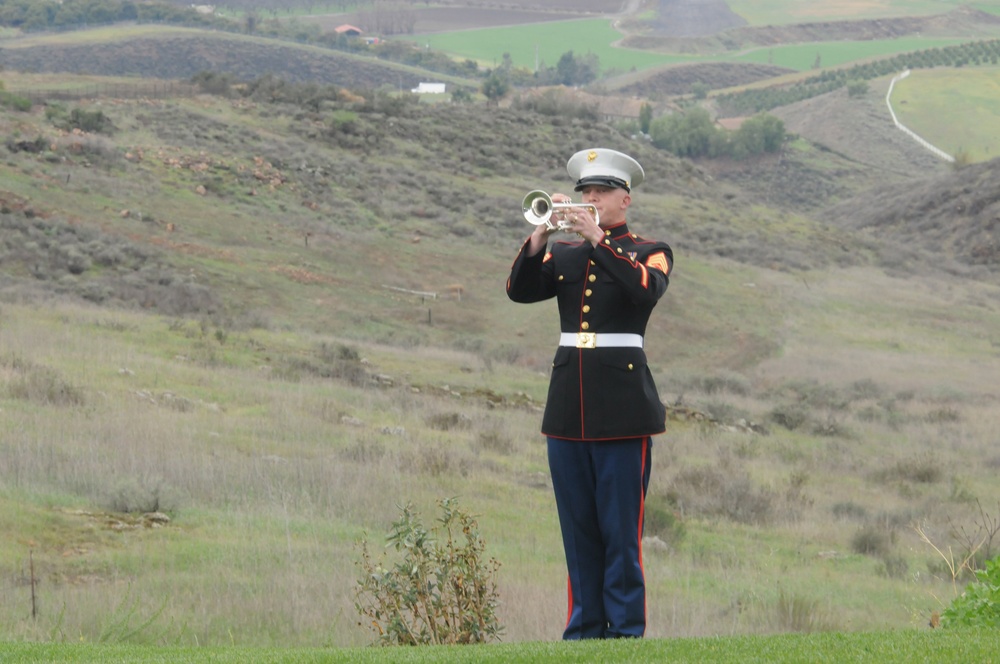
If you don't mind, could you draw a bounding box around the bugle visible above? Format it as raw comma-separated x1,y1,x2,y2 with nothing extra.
522,190,599,231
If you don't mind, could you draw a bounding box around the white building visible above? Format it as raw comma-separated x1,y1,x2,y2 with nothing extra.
411,83,446,94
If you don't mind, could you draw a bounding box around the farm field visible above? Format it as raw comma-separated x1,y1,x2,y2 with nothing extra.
400,23,977,73
890,65,1000,162
398,18,683,72
728,37,974,71
724,0,1000,25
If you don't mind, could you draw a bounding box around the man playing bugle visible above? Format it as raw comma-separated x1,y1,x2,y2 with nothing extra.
507,148,673,640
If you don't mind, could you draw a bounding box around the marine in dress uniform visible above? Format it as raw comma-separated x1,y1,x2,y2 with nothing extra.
507,148,673,640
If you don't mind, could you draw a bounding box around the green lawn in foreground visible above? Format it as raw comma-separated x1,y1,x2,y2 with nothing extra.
891,66,1000,162
3,629,1000,663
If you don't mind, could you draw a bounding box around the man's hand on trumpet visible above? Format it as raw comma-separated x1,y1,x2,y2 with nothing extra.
525,193,601,256
550,193,602,247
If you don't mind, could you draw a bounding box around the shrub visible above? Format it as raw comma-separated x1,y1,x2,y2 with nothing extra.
832,501,867,521
703,399,751,424
644,499,686,549
851,523,893,557
4,356,85,407
873,453,944,484
926,406,961,424
772,589,833,633
191,70,234,96
0,83,32,111
667,462,777,525
106,475,179,514
47,106,115,134
811,414,852,438
880,553,910,579
847,378,882,400
425,412,472,431
941,555,1000,628
768,403,809,431
354,498,503,645
688,370,752,396
276,343,369,385
476,430,514,456
847,79,869,97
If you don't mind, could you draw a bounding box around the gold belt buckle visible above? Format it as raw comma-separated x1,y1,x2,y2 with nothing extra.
576,332,596,349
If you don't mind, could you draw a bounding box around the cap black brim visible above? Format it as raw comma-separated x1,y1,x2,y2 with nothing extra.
573,176,630,192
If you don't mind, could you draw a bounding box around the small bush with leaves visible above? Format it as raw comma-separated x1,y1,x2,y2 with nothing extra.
354,498,503,645
941,555,1000,628
3,354,85,407
851,523,893,557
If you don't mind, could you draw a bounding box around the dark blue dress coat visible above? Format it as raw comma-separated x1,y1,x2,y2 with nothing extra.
507,221,672,441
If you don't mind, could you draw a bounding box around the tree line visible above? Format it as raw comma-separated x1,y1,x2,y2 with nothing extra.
716,38,1000,117
649,109,786,159
0,0,230,31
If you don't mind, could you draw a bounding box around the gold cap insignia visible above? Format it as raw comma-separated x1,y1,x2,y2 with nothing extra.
587,151,598,162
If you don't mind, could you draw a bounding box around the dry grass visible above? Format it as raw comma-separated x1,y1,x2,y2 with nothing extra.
0,258,998,645
2,67,1000,648
5,249,1000,645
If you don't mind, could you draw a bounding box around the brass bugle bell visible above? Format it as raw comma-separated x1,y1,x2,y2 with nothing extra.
522,190,599,231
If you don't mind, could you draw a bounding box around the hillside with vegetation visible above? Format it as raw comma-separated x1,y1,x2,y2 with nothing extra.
4,68,1000,648
3,0,1000,653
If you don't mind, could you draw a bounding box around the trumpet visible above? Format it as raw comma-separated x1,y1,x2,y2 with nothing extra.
522,190,599,231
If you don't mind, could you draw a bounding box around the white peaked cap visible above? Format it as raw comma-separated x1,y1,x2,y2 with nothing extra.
567,148,645,192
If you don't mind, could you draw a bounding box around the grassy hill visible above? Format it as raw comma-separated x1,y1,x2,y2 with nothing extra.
3,66,1000,650
890,66,1000,163
3,0,1000,652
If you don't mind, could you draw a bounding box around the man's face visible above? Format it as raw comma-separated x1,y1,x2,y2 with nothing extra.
578,185,630,227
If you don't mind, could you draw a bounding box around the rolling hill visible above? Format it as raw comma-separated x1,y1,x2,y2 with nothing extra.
3,0,1000,650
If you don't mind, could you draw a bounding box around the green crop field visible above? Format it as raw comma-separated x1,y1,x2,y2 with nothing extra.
400,19,686,72
725,0,1000,25
729,37,972,71
890,65,1000,162
404,21,990,75
406,26,976,75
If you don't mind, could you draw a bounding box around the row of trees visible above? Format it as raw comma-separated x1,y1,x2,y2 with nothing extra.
0,0,230,31
717,38,1000,116
484,51,600,89
649,108,787,160
479,51,601,104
